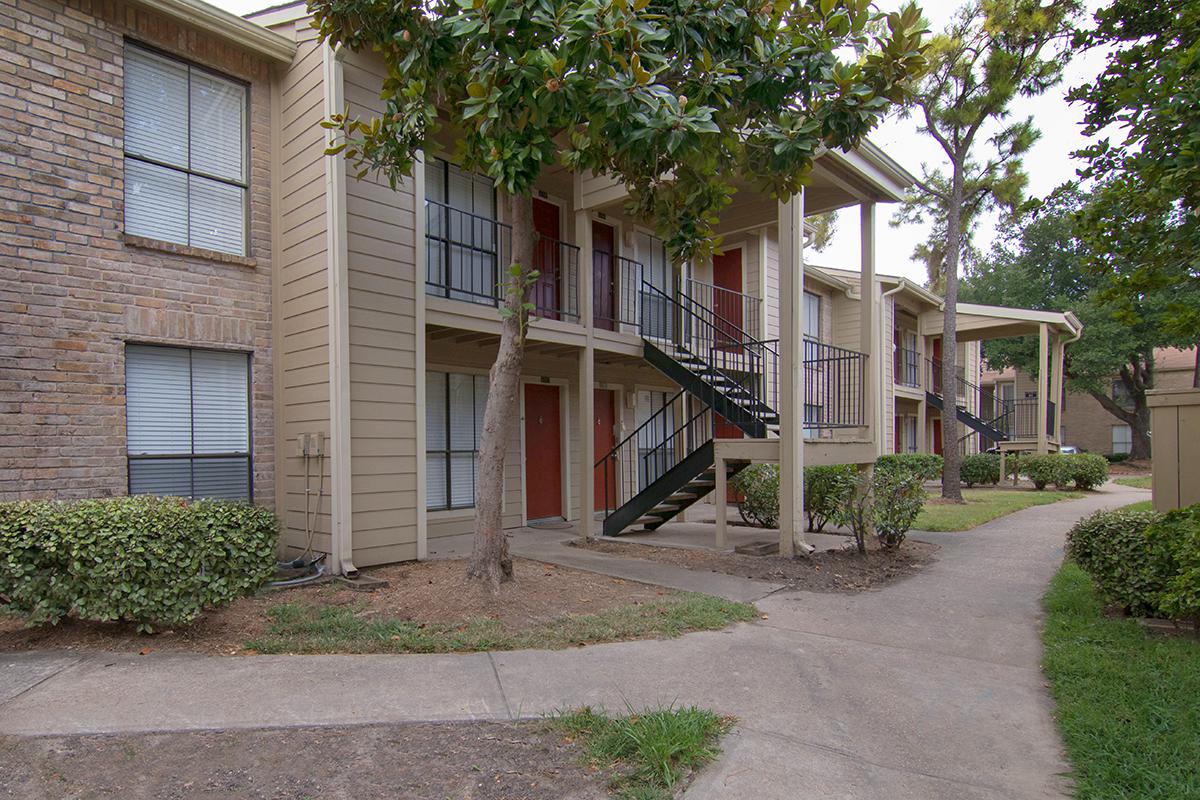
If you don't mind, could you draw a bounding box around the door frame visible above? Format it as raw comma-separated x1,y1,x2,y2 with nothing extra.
518,377,570,524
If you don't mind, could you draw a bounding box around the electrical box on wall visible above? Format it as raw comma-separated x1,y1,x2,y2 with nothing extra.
297,432,325,457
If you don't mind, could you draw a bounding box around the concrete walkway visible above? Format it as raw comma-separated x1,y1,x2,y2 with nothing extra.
0,484,1148,799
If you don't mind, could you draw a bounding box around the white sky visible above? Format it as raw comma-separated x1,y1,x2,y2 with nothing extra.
216,0,1109,284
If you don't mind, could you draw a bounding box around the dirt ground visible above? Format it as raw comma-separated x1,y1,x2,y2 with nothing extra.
0,558,668,656
0,721,609,800
572,538,939,592
1107,458,1151,475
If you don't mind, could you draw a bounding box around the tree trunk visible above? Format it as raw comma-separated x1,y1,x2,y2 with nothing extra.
468,191,534,591
940,162,965,502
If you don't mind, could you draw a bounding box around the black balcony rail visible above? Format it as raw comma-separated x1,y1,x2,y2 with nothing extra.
594,390,708,518
530,234,580,322
804,338,868,429
680,278,763,349
894,346,921,388
425,199,511,307
592,252,644,331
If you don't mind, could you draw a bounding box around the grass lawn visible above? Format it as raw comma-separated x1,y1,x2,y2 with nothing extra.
1123,499,1154,512
557,705,731,799
1115,475,1153,489
1042,563,1200,800
247,591,757,655
914,488,1083,531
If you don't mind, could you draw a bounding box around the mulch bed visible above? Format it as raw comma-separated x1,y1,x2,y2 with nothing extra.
0,558,669,656
0,721,609,800
571,538,939,592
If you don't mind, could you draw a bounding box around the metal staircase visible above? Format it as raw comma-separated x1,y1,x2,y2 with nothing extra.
923,358,1044,451
594,280,865,537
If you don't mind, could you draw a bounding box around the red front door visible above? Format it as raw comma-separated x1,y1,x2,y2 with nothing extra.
532,198,561,319
525,383,562,519
931,337,943,393
593,389,617,511
592,222,616,331
712,249,744,346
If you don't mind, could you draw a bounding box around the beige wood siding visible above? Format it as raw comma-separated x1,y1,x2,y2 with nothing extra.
273,24,332,557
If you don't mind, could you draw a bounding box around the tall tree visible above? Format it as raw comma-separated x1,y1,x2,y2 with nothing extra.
962,189,1200,458
1068,0,1200,364
894,0,1077,501
310,0,927,586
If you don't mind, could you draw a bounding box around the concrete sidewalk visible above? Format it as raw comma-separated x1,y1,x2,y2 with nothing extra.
0,484,1147,799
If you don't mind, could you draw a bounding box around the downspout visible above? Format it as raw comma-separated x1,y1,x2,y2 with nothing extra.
323,43,357,578
879,282,905,455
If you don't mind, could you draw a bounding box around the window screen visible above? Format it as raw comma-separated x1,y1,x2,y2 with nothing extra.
426,370,489,510
126,344,251,500
123,44,248,255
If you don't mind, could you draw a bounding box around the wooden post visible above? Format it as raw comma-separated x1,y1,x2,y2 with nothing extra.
576,206,595,535
1037,322,1049,454
1049,333,1065,443
714,452,727,550
778,192,808,557
861,202,879,457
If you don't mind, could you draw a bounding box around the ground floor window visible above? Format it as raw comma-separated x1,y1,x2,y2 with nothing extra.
426,371,489,510
125,344,251,501
803,403,823,439
1111,424,1133,455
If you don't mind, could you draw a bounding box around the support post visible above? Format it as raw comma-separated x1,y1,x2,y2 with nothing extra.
778,192,809,557
916,396,927,454
576,206,595,535
1049,333,1065,442
714,451,727,550
1037,322,1050,453
860,202,880,455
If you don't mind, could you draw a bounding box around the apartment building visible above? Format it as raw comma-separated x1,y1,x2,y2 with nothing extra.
3,0,1081,572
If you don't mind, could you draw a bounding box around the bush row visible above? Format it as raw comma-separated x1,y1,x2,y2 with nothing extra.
1066,504,1200,624
0,496,279,631
1024,453,1109,490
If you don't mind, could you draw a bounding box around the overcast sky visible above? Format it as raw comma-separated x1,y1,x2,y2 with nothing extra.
216,0,1109,284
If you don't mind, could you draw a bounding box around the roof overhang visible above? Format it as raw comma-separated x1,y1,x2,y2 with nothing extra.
921,302,1083,342
136,0,297,63
878,274,944,308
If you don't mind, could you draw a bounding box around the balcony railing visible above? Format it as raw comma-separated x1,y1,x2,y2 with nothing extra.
425,199,579,321
894,347,921,388
592,252,644,331
804,338,867,429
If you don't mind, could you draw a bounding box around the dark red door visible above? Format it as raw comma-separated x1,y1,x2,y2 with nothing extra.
594,389,617,511
932,418,943,456
712,249,744,346
931,337,943,393
525,384,562,519
532,198,561,319
592,222,616,331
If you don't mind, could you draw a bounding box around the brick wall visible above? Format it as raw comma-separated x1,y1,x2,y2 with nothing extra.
0,0,275,501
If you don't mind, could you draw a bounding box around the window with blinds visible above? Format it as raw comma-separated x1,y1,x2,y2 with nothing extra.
125,345,251,501
123,44,248,256
426,371,489,511
803,291,822,341
425,158,500,303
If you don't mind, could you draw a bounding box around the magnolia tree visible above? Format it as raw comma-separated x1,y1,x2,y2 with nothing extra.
310,0,926,588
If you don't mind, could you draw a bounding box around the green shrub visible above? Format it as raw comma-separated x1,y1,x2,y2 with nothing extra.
1024,454,1074,490
959,453,1001,487
876,453,943,481
0,496,278,631
872,461,927,548
804,464,855,532
1065,508,1165,616
731,464,779,528
1066,453,1110,491
1105,451,1130,463
1146,504,1200,625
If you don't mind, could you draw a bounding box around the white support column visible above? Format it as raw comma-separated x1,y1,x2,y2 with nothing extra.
1037,322,1050,453
860,202,880,455
714,452,727,550
576,205,595,535
778,191,809,557
1050,333,1065,442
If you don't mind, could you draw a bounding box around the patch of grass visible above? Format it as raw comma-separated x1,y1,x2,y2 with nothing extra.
1122,499,1154,512
556,705,731,799
1114,475,1153,489
914,488,1083,531
1042,562,1200,799
246,592,757,655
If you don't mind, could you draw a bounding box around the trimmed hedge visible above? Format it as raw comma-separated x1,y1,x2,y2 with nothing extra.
1147,505,1200,624
1066,453,1110,490
1023,452,1109,490
875,453,943,481
0,496,278,631
959,453,1001,487
804,464,856,532
1065,507,1165,616
871,460,927,548
731,464,779,529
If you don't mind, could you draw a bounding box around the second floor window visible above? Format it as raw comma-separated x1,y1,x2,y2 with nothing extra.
123,44,248,256
803,291,821,340
425,158,501,303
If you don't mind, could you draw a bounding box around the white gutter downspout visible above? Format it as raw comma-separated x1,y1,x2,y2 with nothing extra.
879,282,906,456
323,44,357,578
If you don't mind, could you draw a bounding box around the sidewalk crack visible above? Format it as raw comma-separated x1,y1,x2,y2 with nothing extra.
486,653,514,720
